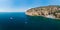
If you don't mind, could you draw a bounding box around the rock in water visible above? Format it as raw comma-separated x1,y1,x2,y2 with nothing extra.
25,5,60,19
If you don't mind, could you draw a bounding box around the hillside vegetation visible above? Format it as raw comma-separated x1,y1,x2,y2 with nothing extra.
25,5,60,19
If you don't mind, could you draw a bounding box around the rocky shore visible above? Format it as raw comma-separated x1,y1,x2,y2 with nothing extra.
25,5,60,19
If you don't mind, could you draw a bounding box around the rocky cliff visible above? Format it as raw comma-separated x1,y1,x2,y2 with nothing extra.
25,5,60,19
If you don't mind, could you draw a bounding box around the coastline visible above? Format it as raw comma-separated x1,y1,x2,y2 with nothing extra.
26,14,60,20
25,5,60,19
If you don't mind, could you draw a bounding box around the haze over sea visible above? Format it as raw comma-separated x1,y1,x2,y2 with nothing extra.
0,12,60,30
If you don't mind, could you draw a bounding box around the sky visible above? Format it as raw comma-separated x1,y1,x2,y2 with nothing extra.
0,0,60,12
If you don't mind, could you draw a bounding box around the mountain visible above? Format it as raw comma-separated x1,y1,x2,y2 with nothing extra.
25,5,60,19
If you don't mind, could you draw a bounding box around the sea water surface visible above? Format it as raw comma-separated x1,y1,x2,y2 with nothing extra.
0,12,60,30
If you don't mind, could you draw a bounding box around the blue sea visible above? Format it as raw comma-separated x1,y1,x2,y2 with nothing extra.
0,12,60,30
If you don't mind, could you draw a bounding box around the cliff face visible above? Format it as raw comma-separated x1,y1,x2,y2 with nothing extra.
25,5,60,19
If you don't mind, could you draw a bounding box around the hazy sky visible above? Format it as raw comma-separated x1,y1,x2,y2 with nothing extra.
0,0,60,12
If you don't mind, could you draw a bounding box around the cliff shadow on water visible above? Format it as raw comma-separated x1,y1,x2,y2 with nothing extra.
26,15,60,30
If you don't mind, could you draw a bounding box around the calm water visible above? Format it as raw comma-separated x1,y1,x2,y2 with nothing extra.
0,12,60,30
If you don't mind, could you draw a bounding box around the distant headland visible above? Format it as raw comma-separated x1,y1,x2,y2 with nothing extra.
25,5,60,19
